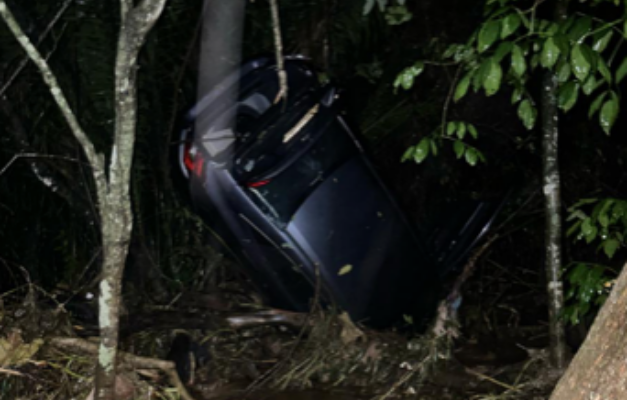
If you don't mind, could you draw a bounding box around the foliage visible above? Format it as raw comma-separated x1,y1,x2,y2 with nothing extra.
567,198,627,258
563,198,627,324
396,0,627,165
562,262,614,325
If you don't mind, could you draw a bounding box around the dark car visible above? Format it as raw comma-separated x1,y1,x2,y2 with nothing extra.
178,56,501,327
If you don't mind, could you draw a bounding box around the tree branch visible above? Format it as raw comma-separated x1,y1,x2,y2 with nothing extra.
0,0,72,98
49,337,196,400
0,1,106,202
269,0,287,104
0,153,83,178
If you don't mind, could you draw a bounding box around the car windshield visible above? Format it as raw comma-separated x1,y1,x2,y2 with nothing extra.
246,119,357,226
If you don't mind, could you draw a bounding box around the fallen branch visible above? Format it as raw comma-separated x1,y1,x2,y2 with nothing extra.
48,337,196,400
465,367,520,392
226,308,308,330
0,366,23,377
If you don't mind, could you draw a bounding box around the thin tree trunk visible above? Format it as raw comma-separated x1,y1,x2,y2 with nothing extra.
541,0,570,369
541,71,566,369
95,2,167,399
550,262,627,399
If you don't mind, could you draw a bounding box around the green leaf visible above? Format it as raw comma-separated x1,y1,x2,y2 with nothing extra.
385,5,413,25
556,60,571,83
567,209,588,222
477,150,486,163
597,199,614,228
443,44,461,59
430,139,438,156
363,0,376,15
568,198,599,212
446,121,457,135
581,218,598,243
571,44,591,82
597,57,612,84
567,220,583,237
530,53,540,70
454,73,472,102
465,148,478,166
511,45,526,77
511,86,523,104
568,263,588,284
473,59,491,92
493,41,513,63
457,122,467,139
612,201,627,222
613,201,627,221
603,238,620,259
401,146,415,162
518,99,536,130
483,58,503,96
453,140,465,159
580,45,598,73
616,57,627,84
592,29,613,53
394,62,425,90
546,21,560,36
468,124,478,139
413,138,431,163
558,16,576,35
582,75,597,96
501,13,521,39
558,82,580,112
592,198,614,223
568,16,592,43
541,37,561,69
589,91,608,119
599,91,619,135
553,34,570,55
478,20,502,53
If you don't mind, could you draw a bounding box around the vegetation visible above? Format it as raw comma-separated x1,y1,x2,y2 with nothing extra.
0,0,626,399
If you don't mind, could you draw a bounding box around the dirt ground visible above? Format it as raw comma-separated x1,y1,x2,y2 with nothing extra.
0,269,567,400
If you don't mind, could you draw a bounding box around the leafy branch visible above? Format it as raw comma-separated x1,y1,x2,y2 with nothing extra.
394,0,627,165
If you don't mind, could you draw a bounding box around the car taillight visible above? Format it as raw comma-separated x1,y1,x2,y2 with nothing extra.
247,179,271,188
183,141,204,177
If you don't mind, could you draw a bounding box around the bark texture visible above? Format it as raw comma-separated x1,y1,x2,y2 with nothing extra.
540,0,571,369
550,262,627,400
95,2,167,399
541,71,566,369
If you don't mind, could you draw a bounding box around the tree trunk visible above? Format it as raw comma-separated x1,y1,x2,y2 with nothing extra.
541,70,567,369
94,2,167,399
550,262,627,399
541,0,571,369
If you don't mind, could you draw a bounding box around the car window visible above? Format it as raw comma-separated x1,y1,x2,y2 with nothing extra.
246,119,358,226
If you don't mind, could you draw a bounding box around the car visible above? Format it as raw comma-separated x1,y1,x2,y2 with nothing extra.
178,56,502,327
